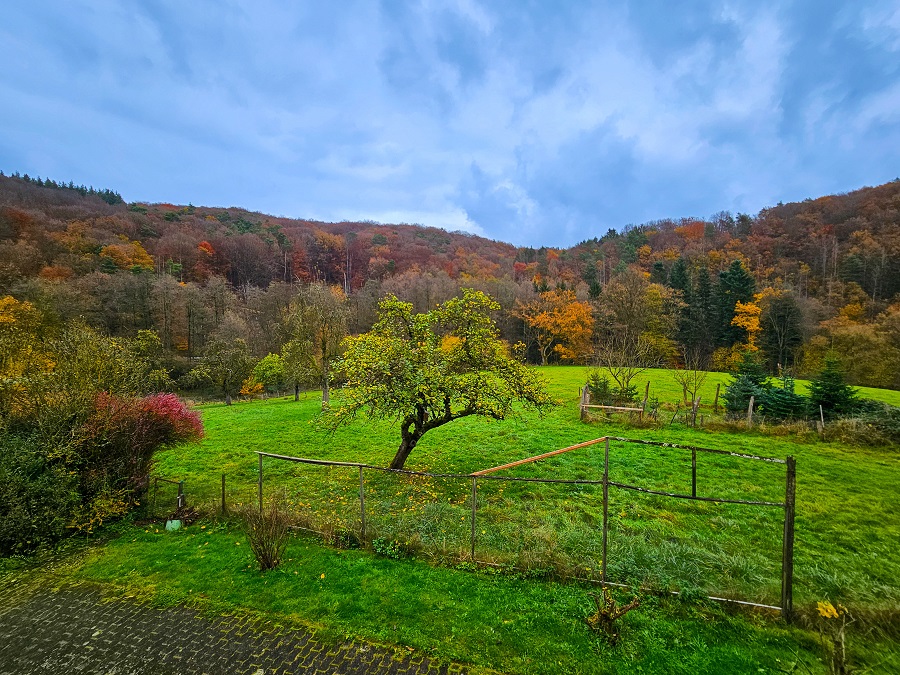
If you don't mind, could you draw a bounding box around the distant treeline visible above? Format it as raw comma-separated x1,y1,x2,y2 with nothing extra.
0,170,123,205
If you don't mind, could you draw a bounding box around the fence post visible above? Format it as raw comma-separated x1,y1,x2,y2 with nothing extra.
747,395,755,427
781,456,796,623
691,448,697,498
177,481,185,511
602,437,610,584
258,453,263,513
470,477,478,562
359,465,366,543
713,383,721,413
221,473,226,515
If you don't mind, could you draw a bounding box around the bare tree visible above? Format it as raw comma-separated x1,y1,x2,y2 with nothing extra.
593,330,657,399
672,346,709,405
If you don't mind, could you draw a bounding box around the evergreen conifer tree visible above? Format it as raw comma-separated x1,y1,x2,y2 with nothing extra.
808,356,859,420
722,350,769,418
716,260,755,347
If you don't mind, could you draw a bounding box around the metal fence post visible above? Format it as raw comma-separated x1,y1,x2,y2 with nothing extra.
258,453,263,513
691,448,697,498
359,465,366,543
781,456,796,623
602,437,610,584
470,477,478,561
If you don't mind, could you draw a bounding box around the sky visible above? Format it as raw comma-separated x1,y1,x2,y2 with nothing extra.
1,1,899,248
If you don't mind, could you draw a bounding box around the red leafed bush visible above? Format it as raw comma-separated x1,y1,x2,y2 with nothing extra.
77,393,203,506
140,393,204,444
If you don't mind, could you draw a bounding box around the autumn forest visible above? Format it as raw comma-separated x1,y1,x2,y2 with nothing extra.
2,171,899,390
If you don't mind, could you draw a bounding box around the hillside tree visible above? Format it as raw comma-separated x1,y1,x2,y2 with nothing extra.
323,289,555,470
282,283,349,407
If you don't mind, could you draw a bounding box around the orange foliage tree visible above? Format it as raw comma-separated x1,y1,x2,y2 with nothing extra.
514,289,594,365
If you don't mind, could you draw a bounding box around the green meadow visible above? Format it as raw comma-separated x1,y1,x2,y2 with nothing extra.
61,367,899,673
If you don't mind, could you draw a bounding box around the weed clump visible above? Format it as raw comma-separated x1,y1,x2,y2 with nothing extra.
240,499,291,571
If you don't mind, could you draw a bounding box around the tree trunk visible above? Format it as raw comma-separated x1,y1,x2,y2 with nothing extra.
225,392,232,406
389,436,417,470
294,383,300,402
321,377,330,408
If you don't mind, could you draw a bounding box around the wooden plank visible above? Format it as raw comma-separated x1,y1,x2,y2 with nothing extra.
471,437,608,476
581,405,644,412
602,437,609,584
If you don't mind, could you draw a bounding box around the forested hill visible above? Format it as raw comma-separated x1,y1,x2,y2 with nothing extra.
0,172,516,290
1,171,899,387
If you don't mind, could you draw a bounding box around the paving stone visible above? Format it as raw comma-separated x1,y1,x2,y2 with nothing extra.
0,581,470,675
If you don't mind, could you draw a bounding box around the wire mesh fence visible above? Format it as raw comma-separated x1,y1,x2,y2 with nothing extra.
152,436,796,618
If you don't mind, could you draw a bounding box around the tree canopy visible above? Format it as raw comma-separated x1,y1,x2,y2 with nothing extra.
323,289,555,470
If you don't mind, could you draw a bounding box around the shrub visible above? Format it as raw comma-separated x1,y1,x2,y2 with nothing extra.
587,370,638,406
0,392,203,556
77,393,203,504
827,402,900,447
0,434,80,556
241,499,291,571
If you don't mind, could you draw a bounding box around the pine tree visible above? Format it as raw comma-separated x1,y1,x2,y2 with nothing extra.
808,356,859,420
691,267,716,358
716,260,755,347
722,350,769,418
758,374,809,422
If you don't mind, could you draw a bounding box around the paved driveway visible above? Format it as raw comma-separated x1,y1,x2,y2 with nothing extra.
0,580,466,675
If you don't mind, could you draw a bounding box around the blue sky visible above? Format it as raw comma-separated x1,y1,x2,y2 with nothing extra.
2,1,898,247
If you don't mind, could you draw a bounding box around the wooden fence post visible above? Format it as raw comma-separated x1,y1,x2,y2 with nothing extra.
642,381,650,410
713,383,721,413
747,396,755,427
358,465,366,543
470,477,478,561
602,437,610,584
781,456,796,623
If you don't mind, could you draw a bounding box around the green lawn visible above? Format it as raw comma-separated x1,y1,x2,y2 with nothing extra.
64,366,900,673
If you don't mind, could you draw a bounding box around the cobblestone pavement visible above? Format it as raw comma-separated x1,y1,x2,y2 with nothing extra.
0,579,468,675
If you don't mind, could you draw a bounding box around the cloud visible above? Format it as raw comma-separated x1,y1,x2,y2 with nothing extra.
2,1,898,248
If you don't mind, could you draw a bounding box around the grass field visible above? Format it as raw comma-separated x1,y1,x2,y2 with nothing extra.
61,366,900,673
